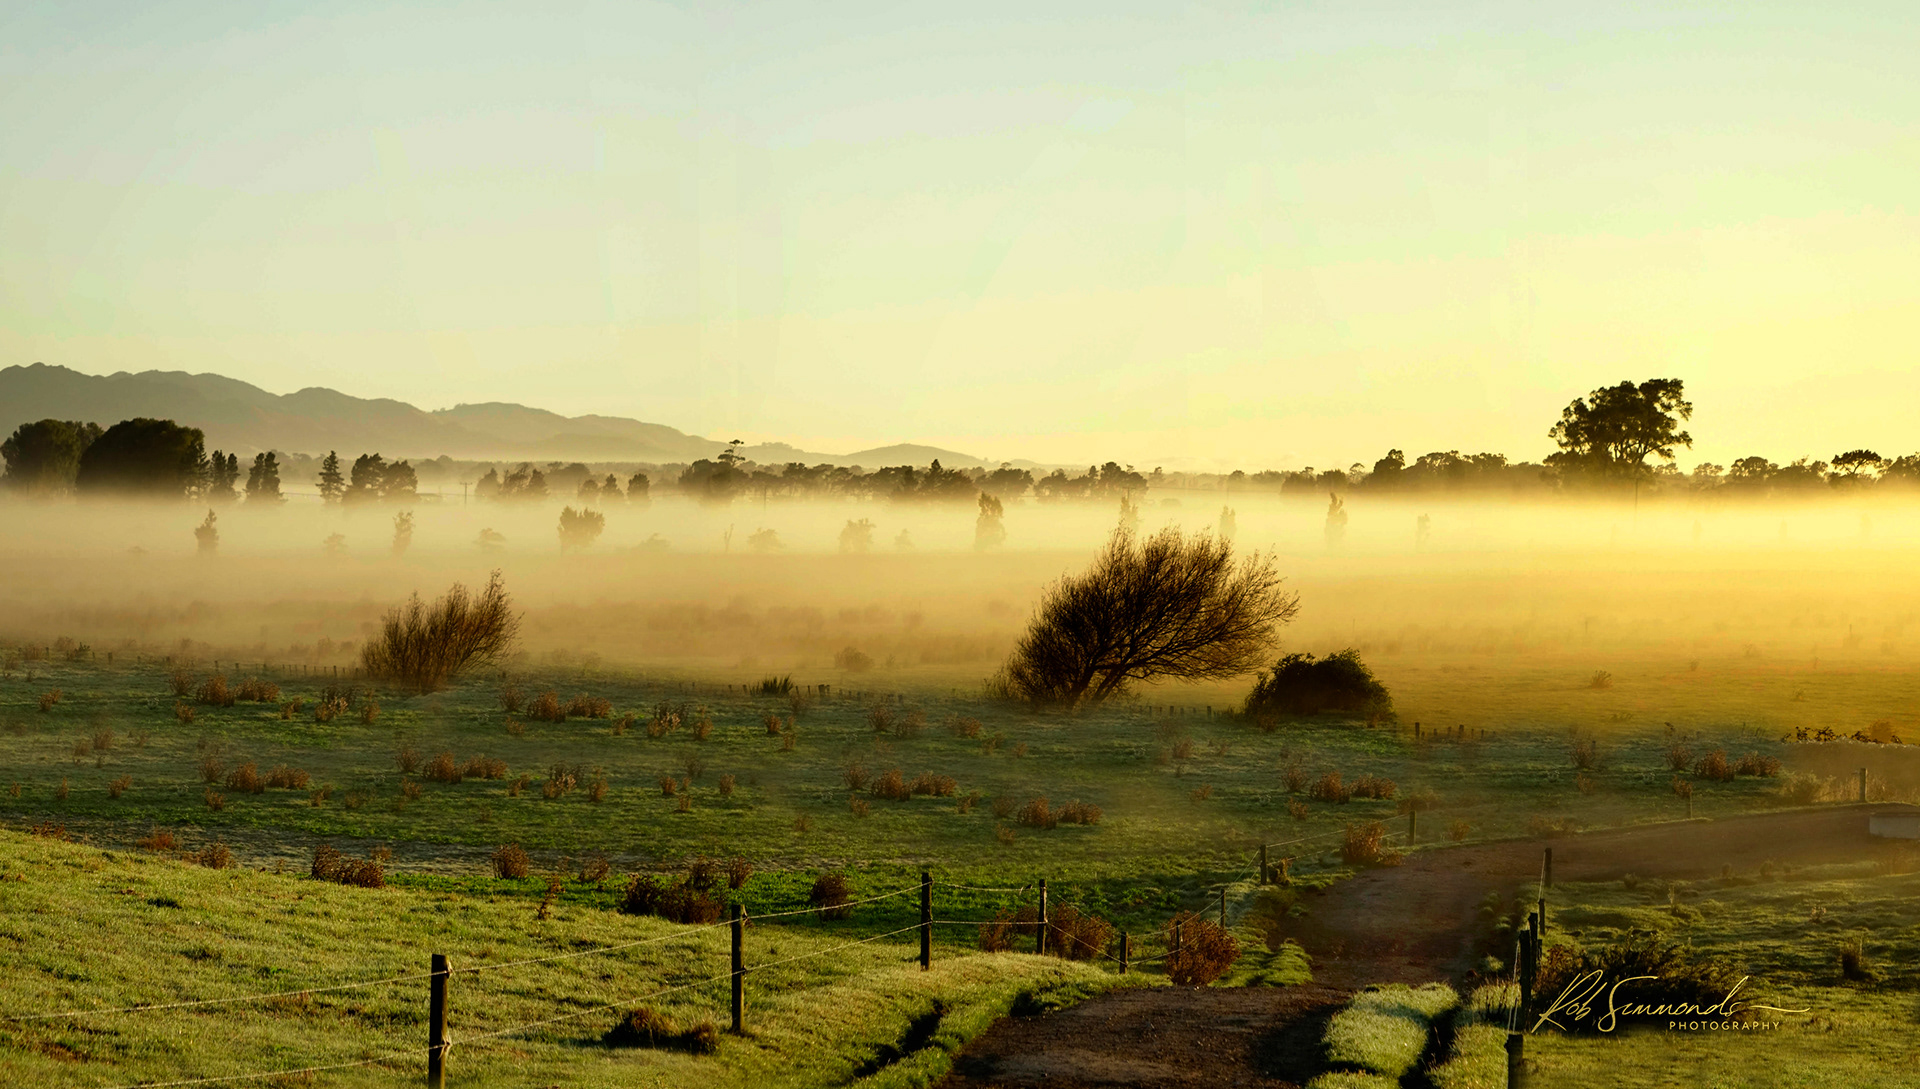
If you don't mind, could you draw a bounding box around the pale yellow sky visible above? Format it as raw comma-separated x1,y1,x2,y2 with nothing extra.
2,2,1915,468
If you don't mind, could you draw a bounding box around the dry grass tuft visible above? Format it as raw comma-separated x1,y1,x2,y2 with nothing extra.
1163,913,1240,986
1310,771,1351,803
311,845,385,888
225,763,265,794
1693,749,1735,781
136,829,178,851
1341,821,1402,866
491,843,530,878
107,774,132,799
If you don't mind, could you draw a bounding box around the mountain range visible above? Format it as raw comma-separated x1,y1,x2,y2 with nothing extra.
0,363,1007,468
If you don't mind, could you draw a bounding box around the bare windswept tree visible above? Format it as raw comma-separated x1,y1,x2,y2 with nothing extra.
361,570,521,693
993,527,1298,708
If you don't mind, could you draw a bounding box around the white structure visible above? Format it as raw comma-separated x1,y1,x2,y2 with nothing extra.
1868,811,1920,839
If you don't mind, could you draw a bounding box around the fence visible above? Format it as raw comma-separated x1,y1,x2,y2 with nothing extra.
4,866,1249,1089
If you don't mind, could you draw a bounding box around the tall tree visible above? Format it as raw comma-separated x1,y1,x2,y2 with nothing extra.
207,451,240,501
245,452,283,504
1546,379,1693,481
74,418,207,497
317,451,345,503
1,419,102,495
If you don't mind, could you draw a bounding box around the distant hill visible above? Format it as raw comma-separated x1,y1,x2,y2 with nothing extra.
0,363,998,467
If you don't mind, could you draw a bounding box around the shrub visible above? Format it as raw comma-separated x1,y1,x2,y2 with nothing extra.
978,912,1017,952
525,690,562,722
1057,800,1102,825
1571,737,1599,770
1588,670,1614,690
310,844,385,888
359,699,380,726
175,702,196,724
360,571,520,693
1310,771,1351,803
995,825,1017,845
91,728,114,752
463,755,507,779
1244,649,1391,718
566,694,612,719
107,775,132,799
1694,750,1735,781
1171,738,1194,761
1017,797,1056,829
718,774,735,797
309,787,331,806
1341,821,1401,866
604,1008,719,1054
1350,774,1396,800
1735,752,1781,777
991,795,1016,819
658,775,677,797
996,528,1297,707
587,776,607,803
949,716,983,739
1190,784,1214,802
1665,742,1693,771
137,829,178,851
543,765,579,798
196,675,234,707
848,796,869,817
1778,772,1827,805
225,763,264,794
423,752,461,784
1045,904,1114,961
834,646,873,671
842,763,870,791
1283,765,1309,793
266,766,310,790
395,745,421,774
1288,800,1310,821
809,873,854,919
725,856,752,889
168,669,194,697
1447,819,1471,842
872,768,911,801
196,843,233,869
491,844,530,878
764,712,784,736
579,855,611,884
618,874,724,924
897,708,927,737
647,702,683,737
313,696,349,723
500,684,524,713
868,704,894,733
1163,912,1240,986
400,780,423,802
909,772,957,797
236,677,280,702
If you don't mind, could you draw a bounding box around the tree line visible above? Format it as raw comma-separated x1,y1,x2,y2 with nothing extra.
8,382,1917,502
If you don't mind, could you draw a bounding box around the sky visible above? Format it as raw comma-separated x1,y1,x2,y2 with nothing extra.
1,1,1915,470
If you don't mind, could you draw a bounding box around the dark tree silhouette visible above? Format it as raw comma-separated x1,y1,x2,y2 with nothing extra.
317,451,345,503
74,418,206,497
1547,378,1692,480
245,452,283,504
994,527,1298,708
1,419,101,495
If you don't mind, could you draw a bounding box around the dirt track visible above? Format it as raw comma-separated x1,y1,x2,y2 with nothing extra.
936,804,1914,1089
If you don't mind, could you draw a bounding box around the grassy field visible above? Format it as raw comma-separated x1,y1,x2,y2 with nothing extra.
0,830,1135,1088
1524,860,1920,1088
0,655,1863,912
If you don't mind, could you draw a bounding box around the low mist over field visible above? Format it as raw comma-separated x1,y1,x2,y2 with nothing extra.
5,491,1917,740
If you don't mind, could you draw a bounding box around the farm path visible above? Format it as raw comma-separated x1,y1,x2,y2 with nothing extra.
936,803,1908,1089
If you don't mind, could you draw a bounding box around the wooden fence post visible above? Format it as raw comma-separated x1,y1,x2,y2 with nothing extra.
919,871,932,971
427,953,448,1088
1859,768,1868,802
1120,932,1130,974
1543,848,1553,888
1259,844,1269,885
1218,887,1227,928
1036,880,1048,956
1408,808,1417,844
1505,1030,1526,1088
731,904,745,1034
